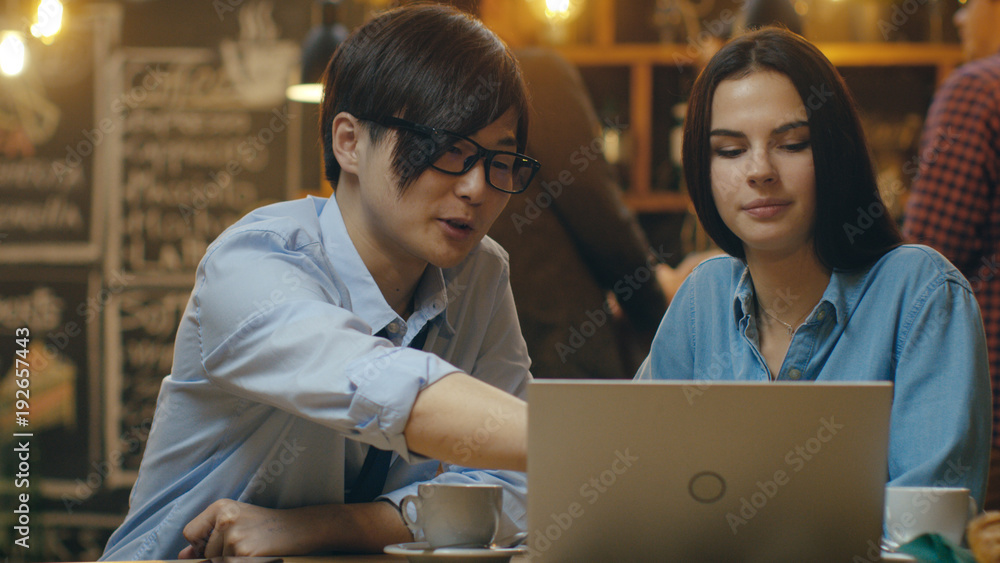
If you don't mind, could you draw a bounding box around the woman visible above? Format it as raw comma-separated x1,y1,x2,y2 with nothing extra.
636,28,990,505
101,5,539,559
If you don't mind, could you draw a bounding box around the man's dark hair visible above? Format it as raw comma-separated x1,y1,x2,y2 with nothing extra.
319,4,529,190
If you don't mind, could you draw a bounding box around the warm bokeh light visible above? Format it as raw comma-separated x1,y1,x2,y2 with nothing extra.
286,83,324,104
30,0,63,43
0,31,26,76
545,0,573,20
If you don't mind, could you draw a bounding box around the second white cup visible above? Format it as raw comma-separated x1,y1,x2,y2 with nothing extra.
884,486,977,546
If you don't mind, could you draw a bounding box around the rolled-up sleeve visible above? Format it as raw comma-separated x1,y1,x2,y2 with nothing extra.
192,227,459,460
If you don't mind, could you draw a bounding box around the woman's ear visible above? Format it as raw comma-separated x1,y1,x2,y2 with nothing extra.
331,112,362,176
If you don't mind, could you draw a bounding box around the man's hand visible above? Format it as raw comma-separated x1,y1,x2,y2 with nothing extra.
178,499,412,558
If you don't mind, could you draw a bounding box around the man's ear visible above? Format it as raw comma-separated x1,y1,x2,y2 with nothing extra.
331,112,362,176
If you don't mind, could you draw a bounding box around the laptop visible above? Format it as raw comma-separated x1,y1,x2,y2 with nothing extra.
526,380,893,563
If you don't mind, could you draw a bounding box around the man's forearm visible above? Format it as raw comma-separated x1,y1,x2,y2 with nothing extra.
179,499,413,558
324,501,414,553
405,373,528,471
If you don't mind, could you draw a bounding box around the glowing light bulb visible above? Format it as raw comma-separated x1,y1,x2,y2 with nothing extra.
545,0,572,20
0,32,26,76
30,0,63,43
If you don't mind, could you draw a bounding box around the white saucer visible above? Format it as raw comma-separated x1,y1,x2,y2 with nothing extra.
880,550,917,562
384,541,527,563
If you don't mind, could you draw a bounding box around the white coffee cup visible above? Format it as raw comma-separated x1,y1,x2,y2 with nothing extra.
400,483,503,548
884,486,978,546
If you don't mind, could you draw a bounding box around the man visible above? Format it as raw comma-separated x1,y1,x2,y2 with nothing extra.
903,0,1000,506
101,6,537,559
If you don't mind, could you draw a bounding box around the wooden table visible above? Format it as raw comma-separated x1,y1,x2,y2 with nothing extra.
100,554,532,563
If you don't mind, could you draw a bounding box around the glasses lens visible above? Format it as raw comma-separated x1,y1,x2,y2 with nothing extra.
432,137,477,174
487,154,536,193
487,153,517,192
511,157,537,192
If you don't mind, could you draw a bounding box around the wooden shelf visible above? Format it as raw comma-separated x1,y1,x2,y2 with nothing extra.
550,42,962,213
624,191,692,214
556,42,962,70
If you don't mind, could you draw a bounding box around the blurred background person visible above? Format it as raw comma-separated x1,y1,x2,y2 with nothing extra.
488,46,676,380
902,0,1000,508
734,0,804,35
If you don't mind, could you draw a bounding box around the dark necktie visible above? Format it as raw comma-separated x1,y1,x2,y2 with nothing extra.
344,326,428,504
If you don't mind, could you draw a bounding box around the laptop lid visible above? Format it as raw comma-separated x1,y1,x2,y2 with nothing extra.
526,380,892,563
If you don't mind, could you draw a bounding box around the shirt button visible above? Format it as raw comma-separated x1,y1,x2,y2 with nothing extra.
817,310,826,320
788,369,802,380
387,322,400,334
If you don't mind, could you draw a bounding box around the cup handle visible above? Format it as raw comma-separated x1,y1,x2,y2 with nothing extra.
968,495,979,521
400,494,421,530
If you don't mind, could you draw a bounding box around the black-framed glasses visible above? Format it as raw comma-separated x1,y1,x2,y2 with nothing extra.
361,116,541,194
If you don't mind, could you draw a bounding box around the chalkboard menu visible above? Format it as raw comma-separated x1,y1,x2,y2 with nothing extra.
0,266,101,481
103,47,296,484
0,7,118,505
107,48,294,285
0,3,305,559
0,7,118,264
104,286,190,478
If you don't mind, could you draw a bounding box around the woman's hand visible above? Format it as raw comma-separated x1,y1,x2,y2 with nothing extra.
178,499,412,558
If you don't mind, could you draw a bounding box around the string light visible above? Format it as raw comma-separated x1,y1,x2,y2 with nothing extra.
0,31,26,76
527,0,585,44
30,0,63,44
545,0,573,20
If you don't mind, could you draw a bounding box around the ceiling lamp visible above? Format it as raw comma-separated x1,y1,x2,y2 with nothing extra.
30,0,63,45
286,0,348,104
0,31,26,76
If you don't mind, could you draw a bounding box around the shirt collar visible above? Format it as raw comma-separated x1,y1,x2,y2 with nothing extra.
730,263,868,327
822,267,870,326
318,196,450,336
411,266,456,338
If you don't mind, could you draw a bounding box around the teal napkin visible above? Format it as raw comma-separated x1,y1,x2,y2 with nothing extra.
896,533,977,563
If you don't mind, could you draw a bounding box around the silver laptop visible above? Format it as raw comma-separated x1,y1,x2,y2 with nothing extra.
526,380,893,563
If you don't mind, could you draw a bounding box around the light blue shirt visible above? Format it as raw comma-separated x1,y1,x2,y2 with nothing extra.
635,245,991,506
101,196,531,560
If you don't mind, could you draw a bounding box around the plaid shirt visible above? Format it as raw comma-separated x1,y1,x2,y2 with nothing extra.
904,52,1000,447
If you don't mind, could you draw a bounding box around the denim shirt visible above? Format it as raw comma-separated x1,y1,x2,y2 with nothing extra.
101,196,531,560
636,245,991,506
